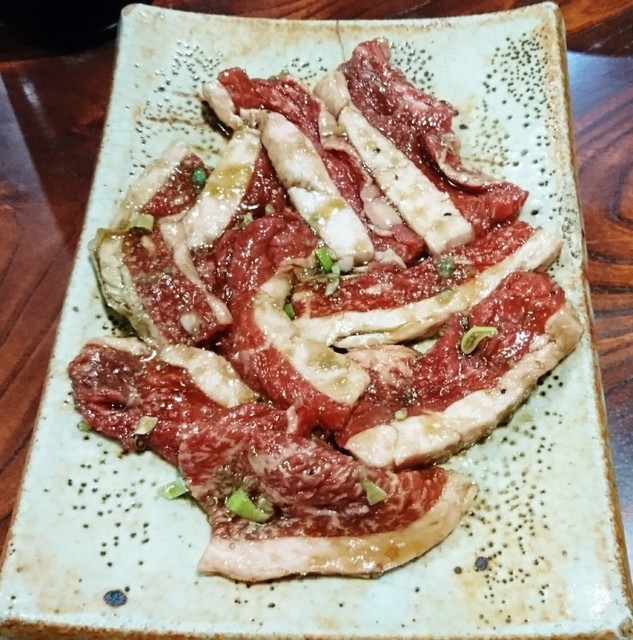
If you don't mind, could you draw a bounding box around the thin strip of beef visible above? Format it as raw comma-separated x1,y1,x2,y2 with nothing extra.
205,72,373,265
292,222,561,348
205,207,318,315
119,225,230,346
92,143,232,348
342,39,528,207
178,404,475,581
130,151,209,220
207,69,426,264
293,220,535,317
190,138,292,293
219,270,370,433
317,38,528,238
67,337,256,466
183,128,290,261
338,271,583,468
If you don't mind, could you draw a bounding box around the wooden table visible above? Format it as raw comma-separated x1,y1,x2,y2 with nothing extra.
1,0,632,573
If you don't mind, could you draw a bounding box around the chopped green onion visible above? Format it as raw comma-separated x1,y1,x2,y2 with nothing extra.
394,408,408,421
315,246,335,272
191,167,207,186
129,213,155,232
158,477,189,500
225,487,274,523
283,301,296,320
361,478,388,506
435,255,456,278
460,325,498,355
134,415,158,435
77,420,92,432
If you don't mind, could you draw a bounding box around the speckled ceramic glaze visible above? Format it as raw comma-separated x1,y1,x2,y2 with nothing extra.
1,3,632,639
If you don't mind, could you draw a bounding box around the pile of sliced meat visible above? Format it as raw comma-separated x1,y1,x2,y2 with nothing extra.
68,38,583,582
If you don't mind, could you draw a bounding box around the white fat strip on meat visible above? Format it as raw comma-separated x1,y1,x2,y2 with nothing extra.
340,105,474,254
253,270,370,406
158,344,257,407
196,470,475,581
255,111,375,265
202,78,244,131
91,231,161,343
345,301,584,469
108,140,191,231
87,335,152,357
315,70,474,255
294,226,562,348
180,127,262,250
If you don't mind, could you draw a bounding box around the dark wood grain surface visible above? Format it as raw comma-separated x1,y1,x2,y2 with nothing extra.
1,0,632,575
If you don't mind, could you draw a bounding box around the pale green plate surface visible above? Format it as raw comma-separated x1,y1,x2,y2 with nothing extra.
1,3,631,638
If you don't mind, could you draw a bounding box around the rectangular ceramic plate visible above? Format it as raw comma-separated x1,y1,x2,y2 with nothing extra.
1,3,632,639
